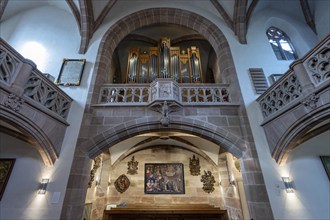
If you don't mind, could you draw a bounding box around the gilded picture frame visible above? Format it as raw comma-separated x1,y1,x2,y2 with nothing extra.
145,163,185,194
320,156,330,180
56,58,86,86
0,158,15,201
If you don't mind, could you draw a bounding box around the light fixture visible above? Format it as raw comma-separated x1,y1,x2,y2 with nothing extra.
282,177,294,193
38,178,49,194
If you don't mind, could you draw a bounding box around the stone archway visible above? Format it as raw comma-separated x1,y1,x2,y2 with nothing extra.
273,104,330,164
1,111,57,166
88,8,240,105
61,8,273,220
86,118,246,159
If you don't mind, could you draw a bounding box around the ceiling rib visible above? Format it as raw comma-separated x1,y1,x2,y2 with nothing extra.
94,0,117,33
234,0,247,44
300,0,317,34
66,0,81,31
0,0,8,20
210,0,234,31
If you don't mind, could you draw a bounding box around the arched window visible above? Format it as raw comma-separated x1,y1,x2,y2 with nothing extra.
266,26,297,60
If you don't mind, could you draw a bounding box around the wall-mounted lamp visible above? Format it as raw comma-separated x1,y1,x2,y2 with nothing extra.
38,178,49,194
282,177,294,193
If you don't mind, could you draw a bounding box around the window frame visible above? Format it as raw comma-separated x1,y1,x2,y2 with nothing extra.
266,26,298,61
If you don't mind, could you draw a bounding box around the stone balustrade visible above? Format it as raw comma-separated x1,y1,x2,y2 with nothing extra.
0,38,73,165
23,69,72,119
97,80,230,106
258,71,302,117
257,35,329,119
0,38,72,121
256,35,329,164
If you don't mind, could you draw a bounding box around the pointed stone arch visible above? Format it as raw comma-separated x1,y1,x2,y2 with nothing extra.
88,7,240,105
86,117,247,159
1,110,57,166
61,7,273,220
273,104,330,164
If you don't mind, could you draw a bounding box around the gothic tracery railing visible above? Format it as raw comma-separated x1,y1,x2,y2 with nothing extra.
257,35,329,119
97,83,230,106
303,39,330,85
0,42,23,84
24,69,72,119
258,72,302,117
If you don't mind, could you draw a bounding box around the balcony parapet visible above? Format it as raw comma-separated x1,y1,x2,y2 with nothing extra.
256,35,329,164
97,80,231,107
0,38,72,122
23,69,72,120
0,38,73,165
257,35,329,121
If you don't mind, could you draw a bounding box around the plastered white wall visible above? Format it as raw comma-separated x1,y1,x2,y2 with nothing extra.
229,5,329,220
0,6,97,220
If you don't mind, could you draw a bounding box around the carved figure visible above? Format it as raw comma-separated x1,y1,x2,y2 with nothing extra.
88,156,101,188
127,156,138,175
160,101,170,126
201,170,216,193
189,155,201,176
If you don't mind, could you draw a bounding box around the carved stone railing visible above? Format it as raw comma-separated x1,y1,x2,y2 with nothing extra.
97,81,231,106
258,71,302,117
257,35,329,119
256,35,330,164
0,39,24,85
98,84,150,105
303,37,330,85
0,38,73,120
180,84,230,105
24,69,72,119
0,38,73,165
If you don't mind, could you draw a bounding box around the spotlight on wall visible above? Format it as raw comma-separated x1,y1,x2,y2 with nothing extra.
282,177,294,193
38,178,49,194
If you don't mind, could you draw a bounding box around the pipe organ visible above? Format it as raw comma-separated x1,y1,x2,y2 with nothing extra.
127,37,203,83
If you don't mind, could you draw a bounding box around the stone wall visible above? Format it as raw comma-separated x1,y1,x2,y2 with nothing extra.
85,147,244,220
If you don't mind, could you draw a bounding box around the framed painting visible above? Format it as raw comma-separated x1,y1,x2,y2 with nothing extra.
56,58,86,86
0,158,15,201
320,156,330,180
145,163,185,194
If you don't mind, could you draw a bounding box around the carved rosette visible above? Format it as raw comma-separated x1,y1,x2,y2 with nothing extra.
201,170,216,193
114,174,130,193
189,155,201,176
127,156,138,175
4,93,24,112
301,93,320,109
304,43,330,85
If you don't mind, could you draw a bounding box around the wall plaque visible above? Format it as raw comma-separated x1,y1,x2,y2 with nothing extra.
56,58,86,86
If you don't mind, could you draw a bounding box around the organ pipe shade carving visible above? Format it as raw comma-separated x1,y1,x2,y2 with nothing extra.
126,37,203,83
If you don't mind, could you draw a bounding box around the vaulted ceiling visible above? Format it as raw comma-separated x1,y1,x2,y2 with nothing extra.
0,0,316,54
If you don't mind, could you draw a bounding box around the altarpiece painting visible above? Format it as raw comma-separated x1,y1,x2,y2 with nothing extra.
145,163,185,194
